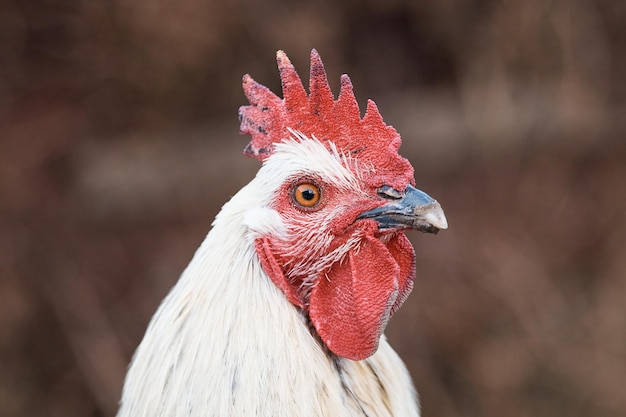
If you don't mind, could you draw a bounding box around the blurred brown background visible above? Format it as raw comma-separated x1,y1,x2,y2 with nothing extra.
1,1,625,416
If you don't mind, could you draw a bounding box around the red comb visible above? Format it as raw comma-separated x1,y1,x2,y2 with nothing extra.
239,49,414,190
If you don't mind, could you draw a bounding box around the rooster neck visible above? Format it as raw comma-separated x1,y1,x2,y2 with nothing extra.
118,181,420,417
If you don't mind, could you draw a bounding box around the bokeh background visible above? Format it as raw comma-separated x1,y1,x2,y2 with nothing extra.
1,1,625,416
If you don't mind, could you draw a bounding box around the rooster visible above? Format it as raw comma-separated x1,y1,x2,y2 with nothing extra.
117,50,447,417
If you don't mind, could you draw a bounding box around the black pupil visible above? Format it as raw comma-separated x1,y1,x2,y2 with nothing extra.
301,188,316,200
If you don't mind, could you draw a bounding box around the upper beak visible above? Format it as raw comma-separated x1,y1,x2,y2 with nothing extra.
357,184,448,234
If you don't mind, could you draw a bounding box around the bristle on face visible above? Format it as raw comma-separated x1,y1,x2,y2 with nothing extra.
239,49,414,190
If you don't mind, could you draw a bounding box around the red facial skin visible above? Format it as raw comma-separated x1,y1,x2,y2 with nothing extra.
255,177,416,360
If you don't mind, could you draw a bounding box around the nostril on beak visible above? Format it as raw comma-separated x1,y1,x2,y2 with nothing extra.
377,185,403,200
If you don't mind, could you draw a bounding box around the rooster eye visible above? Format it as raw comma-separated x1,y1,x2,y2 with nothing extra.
293,183,322,208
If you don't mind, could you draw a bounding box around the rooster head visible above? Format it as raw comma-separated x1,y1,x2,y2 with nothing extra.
239,50,447,360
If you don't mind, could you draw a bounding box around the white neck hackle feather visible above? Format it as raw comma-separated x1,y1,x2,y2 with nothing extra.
117,136,420,417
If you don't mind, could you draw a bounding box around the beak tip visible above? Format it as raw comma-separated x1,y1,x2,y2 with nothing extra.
437,213,449,230
420,203,448,231
424,211,448,230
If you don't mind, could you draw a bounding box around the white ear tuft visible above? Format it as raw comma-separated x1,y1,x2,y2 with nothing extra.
244,207,287,241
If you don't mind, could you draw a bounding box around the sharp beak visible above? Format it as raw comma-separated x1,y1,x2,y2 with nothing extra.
357,185,448,234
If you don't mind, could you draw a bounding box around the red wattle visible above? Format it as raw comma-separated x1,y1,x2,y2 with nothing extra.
308,235,402,360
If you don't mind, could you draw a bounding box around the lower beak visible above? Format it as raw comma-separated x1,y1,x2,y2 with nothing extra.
357,185,448,234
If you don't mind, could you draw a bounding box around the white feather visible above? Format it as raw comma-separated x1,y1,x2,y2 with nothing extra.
117,137,420,417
